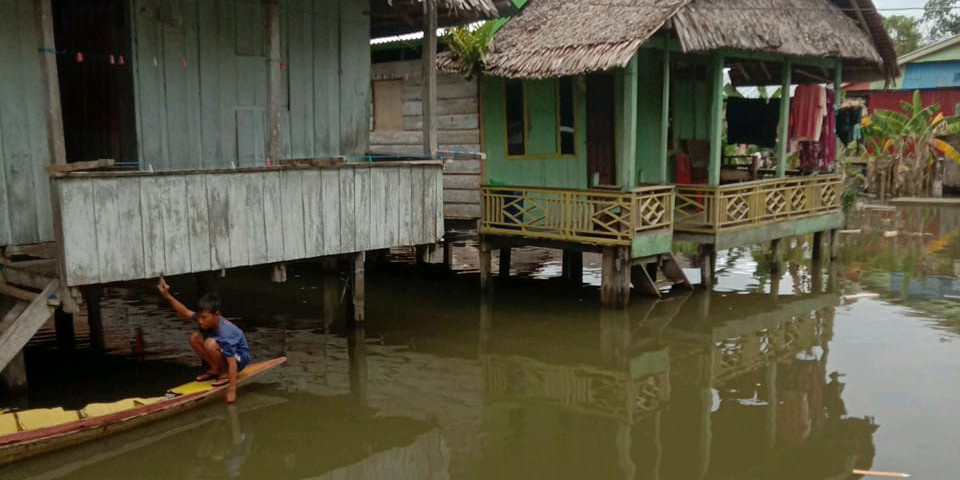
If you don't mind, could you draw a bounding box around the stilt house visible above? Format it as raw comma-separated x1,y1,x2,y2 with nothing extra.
0,0,497,388
468,0,897,306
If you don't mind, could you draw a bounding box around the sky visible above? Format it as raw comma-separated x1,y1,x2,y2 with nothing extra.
872,0,926,18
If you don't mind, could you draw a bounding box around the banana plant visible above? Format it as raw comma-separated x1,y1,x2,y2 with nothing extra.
860,90,960,198
442,21,495,80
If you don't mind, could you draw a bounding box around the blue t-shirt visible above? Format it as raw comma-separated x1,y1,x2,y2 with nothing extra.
200,316,250,367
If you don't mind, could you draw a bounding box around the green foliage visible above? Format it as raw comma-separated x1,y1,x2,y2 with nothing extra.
442,22,495,80
884,15,925,55
923,0,960,40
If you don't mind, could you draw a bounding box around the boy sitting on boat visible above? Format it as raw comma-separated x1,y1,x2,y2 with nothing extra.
157,277,250,403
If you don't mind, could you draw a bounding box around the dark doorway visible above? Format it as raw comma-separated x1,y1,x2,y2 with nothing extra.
54,0,137,163
586,74,616,186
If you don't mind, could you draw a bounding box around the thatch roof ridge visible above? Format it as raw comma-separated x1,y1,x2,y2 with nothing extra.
481,0,897,81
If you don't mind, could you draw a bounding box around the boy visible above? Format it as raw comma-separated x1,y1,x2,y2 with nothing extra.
157,277,250,403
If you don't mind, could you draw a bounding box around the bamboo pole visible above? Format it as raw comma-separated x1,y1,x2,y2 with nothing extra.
777,61,792,178
708,54,725,188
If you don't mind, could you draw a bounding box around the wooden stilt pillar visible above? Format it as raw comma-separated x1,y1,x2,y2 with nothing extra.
479,240,493,293
54,306,75,353
321,257,341,328
829,228,838,260
811,258,823,294
347,252,365,325
769,239,782,275
347,326,367,404
83,286,104,351
770,270,781,303
601,247,631,308
498,248,511,279
812,231,823,261
442,235,453,271
562,249,583,284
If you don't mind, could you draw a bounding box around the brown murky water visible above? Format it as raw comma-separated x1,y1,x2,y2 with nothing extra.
2,204,959,480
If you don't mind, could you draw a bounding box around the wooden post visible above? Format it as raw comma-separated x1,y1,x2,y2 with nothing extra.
270,262,287,283
321,257,341,327
348,252,365,325
347,326,367,404
776,61,792,178
498,248,511,279
659,45,671,184
35,0,66,166
422,0,438,156
83,286,104,351
442,235,453,271
769,238,782,275
0,351,28,393
601,247,631,308
621,55,640,188
479,240,493,293
265,0,282,164
562,249,583,284
811,231,823,260
708,54,725,187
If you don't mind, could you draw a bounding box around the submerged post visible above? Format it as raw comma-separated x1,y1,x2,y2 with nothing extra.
601,246,631,308
776,61,792,178
349,252,365,324
422,0,439,156
708,54,725,187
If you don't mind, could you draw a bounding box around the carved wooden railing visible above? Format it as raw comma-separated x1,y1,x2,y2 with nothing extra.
481,185,674,246
674,175,842,235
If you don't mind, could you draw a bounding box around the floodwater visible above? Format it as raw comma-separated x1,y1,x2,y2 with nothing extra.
2,203,959,480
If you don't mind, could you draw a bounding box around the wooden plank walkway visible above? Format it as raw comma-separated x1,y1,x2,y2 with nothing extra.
52,163,444,286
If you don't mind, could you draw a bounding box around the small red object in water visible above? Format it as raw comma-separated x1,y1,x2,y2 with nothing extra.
118,55,125,66
75,51,84,63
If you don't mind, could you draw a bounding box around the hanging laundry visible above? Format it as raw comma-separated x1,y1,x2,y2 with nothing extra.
789,84,826,142
797,88,837,172
726,98,781,148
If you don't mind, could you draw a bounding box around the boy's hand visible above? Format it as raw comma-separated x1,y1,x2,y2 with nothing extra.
226,388,236,404
157,276,170,297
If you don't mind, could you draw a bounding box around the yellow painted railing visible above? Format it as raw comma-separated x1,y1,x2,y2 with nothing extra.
481,185,675,246
674,175,842,235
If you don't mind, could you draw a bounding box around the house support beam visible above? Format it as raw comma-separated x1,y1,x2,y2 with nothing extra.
321,258,342,327
601,246,631,308
659,47,671,184
54,307,75,353
479,239,493,293
621,55,640,188
498,248,511,279
769,238,782,275
562,249,583,284
708,54,725,187
347,252,365,325
829,228,838,260
83,286,104,351
266,0,282,164
776,61,792,178
699,244,716,288
422,0,439,156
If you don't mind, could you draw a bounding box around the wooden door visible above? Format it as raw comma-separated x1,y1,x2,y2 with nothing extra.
586,74,616,186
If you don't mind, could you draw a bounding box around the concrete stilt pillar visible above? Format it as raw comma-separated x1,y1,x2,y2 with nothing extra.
601,246,631,308
812,231,823,261
347,252,365,325
829,228,838,260
498,248,511,279
479,240,493,294
699,244,715,288
83,286,104,351
769,239,782,275
562,249,583,284
54,306,75,353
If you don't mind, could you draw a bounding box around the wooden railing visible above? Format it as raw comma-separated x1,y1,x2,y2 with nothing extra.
480,185,675,246
674,175,842,235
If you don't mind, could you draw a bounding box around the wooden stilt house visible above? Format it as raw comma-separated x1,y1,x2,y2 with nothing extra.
464,0,897,306
0,0,496,389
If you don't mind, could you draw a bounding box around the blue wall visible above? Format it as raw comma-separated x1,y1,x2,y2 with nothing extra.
902,61,960,89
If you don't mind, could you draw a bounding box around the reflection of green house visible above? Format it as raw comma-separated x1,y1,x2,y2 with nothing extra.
464,0,897,307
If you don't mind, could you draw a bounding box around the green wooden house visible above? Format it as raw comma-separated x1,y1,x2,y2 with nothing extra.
468,0,897,306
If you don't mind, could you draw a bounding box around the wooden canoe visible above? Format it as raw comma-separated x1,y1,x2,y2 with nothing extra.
0,356,286,466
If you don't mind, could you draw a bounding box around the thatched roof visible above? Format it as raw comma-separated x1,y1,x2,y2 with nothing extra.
476,0,898,82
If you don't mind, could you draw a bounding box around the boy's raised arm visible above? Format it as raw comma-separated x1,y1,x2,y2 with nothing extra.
157,276,195,320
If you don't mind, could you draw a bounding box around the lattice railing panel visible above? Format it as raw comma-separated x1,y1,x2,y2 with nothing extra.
481,185,674,246
675,175,843,234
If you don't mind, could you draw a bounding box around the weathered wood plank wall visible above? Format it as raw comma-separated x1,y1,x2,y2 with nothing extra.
131,0,369,170
52,163,443,286
370,60,482,219
0,0,55,246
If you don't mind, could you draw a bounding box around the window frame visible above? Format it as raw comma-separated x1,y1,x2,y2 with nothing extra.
503,78,579,160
